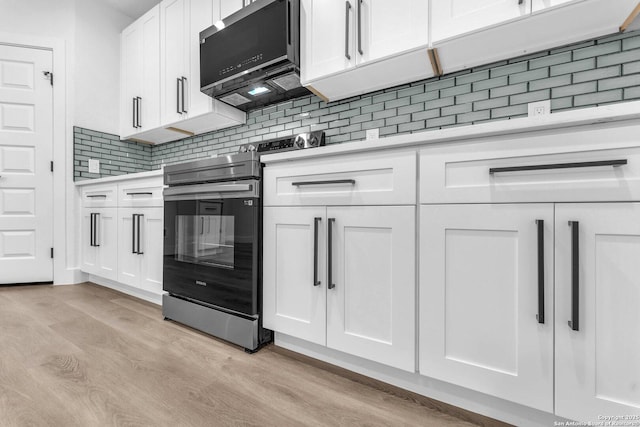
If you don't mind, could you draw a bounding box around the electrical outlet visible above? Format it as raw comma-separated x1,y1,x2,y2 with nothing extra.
366,128,379,140
88,159,100,174
528,100,551,117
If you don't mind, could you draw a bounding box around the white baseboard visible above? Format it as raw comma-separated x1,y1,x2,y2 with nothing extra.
88,275,162,306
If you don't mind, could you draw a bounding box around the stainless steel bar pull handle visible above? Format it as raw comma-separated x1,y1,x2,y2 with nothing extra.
94,213,100,247
176,78,182,114
313,217,321,287
126,192,153,196
292,179,356,186
345,1,351,60
132,214,137,254
489,159,627,175
137,214,144,255
132,97,137,128
181,77,188,114
136,97,142,128
535,219,545,324
328,218,335,289
357,0,363,55
90,213,94,247
568,221,580,331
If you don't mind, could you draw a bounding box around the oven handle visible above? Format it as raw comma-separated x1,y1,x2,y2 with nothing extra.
164,183,253,198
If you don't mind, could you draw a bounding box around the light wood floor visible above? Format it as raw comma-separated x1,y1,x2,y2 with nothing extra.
0,283,494,427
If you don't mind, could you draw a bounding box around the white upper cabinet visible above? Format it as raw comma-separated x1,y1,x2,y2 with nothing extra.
121,0,245,144
532,0,577,13
360,0,429,62
431,0,529,43
302,0,355,82
218,0,244,20
120,5,161,138
300,0,431,100
161,0,189,125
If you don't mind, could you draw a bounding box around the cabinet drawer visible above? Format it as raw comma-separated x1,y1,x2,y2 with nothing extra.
420,122,640,204
117,177,164,207
81,183,118,207
264,150,416,206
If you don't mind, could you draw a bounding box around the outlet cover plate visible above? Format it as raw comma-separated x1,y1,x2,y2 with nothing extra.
366,128,380,140
88,159,100,174
528,100,551,117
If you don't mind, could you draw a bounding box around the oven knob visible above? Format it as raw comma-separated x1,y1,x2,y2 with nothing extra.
238,145,248,153
293,134,308,149
247,144,257,152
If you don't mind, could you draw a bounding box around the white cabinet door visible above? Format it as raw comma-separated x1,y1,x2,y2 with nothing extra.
301,0,355,82
263,207,327,345
189,0,215,118
81,208,98,274
161,0,189,125
431,0,530,43
327,206,415,372
117,208,141,287
420,204,554,412
81,207,117,279
139,208,164,294
532,0,576,13
555,203,640,421
218,0,244,20
358,0,428,64
121,6,161,137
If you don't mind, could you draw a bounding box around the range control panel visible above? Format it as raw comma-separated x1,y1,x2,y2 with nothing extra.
238,131,325,154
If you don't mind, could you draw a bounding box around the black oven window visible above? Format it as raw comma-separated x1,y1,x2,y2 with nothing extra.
175,213,235,269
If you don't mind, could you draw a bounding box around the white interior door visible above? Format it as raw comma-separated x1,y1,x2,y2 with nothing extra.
0,44,53,284
555,203,640,421
419,204,554,412
326,206,415,372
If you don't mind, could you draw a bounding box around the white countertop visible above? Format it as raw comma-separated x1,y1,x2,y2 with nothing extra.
75,168,163,186
261,101,640,164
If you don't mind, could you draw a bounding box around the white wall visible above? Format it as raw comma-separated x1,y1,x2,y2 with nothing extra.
75,0,132,134
0,0,133,284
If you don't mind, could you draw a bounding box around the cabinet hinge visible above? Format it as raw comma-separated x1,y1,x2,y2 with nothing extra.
43,71,53,86
50,248,54,259
50,161,54,172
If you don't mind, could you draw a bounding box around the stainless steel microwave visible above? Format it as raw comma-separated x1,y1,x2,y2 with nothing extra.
199,0,309,111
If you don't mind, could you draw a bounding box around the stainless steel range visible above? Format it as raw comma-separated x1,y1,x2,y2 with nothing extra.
162,131,325,352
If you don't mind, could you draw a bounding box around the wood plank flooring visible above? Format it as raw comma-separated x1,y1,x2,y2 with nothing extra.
0,283,498,427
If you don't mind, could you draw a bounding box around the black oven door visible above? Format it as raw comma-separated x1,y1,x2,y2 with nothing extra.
163,181,259,316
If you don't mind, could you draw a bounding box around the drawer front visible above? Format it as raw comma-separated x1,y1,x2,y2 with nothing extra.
264,150,416,206
117,177,164,207
81,183,118,207
420,122,640,204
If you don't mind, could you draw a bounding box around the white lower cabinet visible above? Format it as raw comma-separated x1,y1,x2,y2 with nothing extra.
264,205,415,372
117,207,164,295
420,202,640,417
81,207,119,281
555,203,640,421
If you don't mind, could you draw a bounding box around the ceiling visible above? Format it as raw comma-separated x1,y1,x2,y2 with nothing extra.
101,0,161,20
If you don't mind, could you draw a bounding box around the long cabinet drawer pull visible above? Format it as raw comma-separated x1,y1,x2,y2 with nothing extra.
313,217,321,287
535,219,545,324
132,97,137,128
489,159,627,175
328,218,335,290
126,192,153,196
136,97,142,128
568,221,580,331
93,213,100,247
181,77,188,114
177,78,182,114
86,195,107,198
344,1,351,60
90,213,95,247
292,179,356,186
